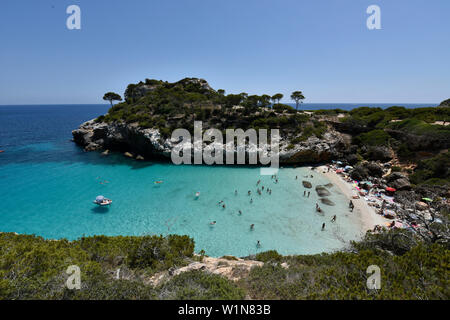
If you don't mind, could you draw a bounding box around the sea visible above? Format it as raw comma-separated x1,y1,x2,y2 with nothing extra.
0,103,436,256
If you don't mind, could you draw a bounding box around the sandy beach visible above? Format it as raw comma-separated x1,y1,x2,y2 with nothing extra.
316,165,388,234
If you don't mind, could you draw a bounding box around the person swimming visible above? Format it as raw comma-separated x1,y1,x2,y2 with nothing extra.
250,198,253,203
257,180,261,185
248,190,251,195
262,186,264,191
210,221,216,225
222,204,226,209
238,210,242,215
250,224,254,230
235,190,238,195
256,240,261,247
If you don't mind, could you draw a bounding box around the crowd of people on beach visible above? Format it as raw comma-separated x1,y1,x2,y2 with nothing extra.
208,169,348,249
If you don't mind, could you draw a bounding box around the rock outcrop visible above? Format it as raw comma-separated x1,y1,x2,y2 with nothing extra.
386,172,411,190
72,120,350,165
147,256,264,286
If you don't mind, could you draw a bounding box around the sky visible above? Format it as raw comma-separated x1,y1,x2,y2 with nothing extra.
0,0,449,105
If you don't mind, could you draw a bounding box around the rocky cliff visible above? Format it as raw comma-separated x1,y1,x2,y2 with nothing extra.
72,119,349,165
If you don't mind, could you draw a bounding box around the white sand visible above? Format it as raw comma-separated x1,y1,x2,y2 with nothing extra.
317,165,388,233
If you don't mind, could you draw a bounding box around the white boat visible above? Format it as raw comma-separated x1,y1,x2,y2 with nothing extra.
93,195,112,206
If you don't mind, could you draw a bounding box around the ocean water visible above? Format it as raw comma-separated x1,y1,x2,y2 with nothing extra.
0,104,399,257
287,102,437,110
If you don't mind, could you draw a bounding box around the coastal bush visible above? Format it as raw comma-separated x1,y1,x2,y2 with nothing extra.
255,250,283,262
410,151,450,186
353,129,391,146
156,270,245,300
1,230,448,300
127,235,194,271
241,233,449,300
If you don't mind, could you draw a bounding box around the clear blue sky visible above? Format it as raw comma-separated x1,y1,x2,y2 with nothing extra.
0,0,449,104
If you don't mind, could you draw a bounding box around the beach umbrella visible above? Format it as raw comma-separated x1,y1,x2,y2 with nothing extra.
336,161,343,165
344,165,353,170
422,197,433,202
385,187,396,192
336,169,344,173
96,195,105,203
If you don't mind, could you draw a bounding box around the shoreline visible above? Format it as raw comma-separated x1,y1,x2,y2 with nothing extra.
315,165,388,235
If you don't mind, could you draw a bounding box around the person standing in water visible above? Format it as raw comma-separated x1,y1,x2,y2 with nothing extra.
322,223,325,230
257,240,261,247
331,215,336,222
307,191,310,197
250,224,254,230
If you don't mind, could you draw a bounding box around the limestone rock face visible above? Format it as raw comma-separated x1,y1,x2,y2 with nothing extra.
72,120,350,165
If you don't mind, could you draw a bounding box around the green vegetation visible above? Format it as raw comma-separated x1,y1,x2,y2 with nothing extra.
103,92,122,108
290,91,305,110
242,240,448,299
100,78,326,141
353,129,391,146
410,152,450,186
1,230,448,300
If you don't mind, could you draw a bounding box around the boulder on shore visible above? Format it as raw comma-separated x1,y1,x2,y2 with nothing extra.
386,172,411,190
315,186,331,197
320,198,335,206
302,181,312,188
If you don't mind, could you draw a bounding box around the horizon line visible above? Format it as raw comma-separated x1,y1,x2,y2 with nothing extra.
0,102,439,107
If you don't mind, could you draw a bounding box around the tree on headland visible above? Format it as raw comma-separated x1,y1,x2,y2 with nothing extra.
103,92,122,107
260,94,271,108
291,91,305,110
271,93,283,105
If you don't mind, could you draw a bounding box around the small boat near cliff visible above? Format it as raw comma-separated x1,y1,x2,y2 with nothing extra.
93,195,112,206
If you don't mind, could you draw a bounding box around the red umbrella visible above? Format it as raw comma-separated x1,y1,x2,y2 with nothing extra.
385,187,396,192
336,169,344,173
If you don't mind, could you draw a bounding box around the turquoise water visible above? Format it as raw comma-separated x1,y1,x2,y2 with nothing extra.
0,105,362,257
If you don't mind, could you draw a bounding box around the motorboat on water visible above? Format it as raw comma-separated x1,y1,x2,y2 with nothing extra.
93,195,112,206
